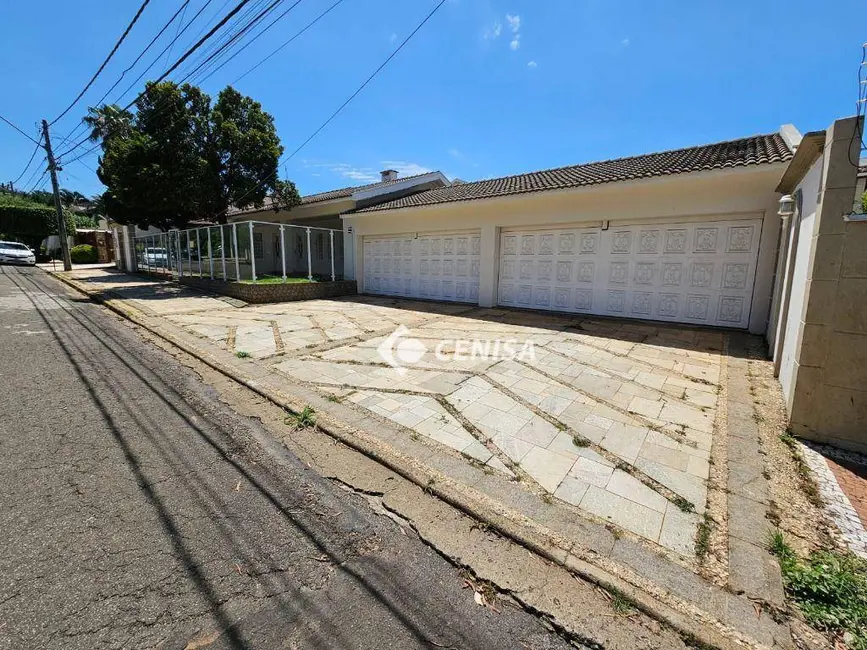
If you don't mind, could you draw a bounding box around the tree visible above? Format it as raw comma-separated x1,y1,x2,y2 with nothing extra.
0,192,75,251
83,104,133,143
91,82,300,230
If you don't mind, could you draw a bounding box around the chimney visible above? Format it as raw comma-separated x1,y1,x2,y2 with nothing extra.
380,169,399,182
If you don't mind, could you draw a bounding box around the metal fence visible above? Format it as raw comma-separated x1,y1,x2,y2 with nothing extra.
132,220,344,283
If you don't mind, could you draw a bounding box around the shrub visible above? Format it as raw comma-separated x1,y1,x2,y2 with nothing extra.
70,244,98,264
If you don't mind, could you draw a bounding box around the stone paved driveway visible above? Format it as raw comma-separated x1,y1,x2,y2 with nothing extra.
154,293,725,556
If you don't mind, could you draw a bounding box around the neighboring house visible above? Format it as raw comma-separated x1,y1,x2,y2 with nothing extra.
768,116,866,453
227,170,449,278
342,128,800,334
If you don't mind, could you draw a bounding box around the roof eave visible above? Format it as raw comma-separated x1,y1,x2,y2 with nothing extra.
345,161,791,218
775,130,826,194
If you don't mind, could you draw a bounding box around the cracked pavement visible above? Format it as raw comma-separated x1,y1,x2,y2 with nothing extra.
0,266,577,650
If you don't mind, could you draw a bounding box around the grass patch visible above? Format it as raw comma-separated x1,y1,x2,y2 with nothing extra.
284,405,316,429
779,431,823,507
239,275,317,285
571,435,590,447
236,350,251,358
672,495,696,513
769,531,867,649
695,513,714,559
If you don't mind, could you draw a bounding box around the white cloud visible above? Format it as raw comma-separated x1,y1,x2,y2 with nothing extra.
380,160,434,177
448,148,464,159
621,38,630,46
389,32,398,43
510,35,520,50
527,60,537,68
483,21,502,40
505,14,520,33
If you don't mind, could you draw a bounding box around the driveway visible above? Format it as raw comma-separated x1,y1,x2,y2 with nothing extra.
131,287,722,554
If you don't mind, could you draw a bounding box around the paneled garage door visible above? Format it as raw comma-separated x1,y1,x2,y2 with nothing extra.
497,219,762,328
363,232,481,303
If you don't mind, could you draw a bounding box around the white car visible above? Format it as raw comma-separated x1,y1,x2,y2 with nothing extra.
0,241,36,266
143,247,168,266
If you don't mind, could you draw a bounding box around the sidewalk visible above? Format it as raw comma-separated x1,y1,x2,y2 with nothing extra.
48,266,796,650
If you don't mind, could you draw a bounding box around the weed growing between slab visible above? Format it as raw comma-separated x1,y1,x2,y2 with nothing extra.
769,531,867,649
695,513,714,559
779,432,822,507
284,405,316,429
236,350,250,358
671,495,696,513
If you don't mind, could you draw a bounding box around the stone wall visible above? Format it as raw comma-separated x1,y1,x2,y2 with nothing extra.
178,276,357,304
777,116,867,453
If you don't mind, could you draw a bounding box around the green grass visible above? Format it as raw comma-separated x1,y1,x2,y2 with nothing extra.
239,275,316,285
769,531,867,649
236,351,251,358
284,405,316,429
695,513,714,559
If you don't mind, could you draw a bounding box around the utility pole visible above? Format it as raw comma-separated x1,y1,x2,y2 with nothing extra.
41,120,71,271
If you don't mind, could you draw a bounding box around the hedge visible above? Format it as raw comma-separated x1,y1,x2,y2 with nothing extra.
70,244,99,264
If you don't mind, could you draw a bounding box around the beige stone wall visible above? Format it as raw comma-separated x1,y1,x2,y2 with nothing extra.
782,117,867,452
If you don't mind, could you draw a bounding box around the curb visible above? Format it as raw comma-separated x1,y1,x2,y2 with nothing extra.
46,269,791,650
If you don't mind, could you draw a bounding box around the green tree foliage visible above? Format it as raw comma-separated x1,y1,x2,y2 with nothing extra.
70,244,99,263
0,192,74,250
91,82,300,230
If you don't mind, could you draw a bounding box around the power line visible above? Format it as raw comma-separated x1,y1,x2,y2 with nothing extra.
0,112,41,145
180,0,290,85
11,135,44,186
196,0,311,86
220,0,446,218
55,0,247,161
50,0,153,126
231,0,345,86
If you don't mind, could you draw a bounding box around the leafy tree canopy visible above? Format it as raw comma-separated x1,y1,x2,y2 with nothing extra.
0,192,75,250
90,82,300,230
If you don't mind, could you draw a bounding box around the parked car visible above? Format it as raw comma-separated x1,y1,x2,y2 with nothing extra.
143,247,168,266
0,241,36,266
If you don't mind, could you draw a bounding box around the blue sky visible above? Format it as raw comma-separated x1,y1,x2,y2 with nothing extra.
1,0,864,198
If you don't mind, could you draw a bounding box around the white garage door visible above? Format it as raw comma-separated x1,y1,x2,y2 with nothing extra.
497,219,762,328
363,232,481,303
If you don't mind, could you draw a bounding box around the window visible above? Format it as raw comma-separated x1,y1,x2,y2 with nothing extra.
253,232,264,259
316,233,325,261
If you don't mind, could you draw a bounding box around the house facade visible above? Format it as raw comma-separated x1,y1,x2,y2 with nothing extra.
341,129,800,334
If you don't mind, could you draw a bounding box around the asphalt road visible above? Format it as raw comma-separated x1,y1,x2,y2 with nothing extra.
0,266,574,650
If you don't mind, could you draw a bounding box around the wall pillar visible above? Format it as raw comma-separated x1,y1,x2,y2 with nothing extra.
477,224,499,307
786,116,866,452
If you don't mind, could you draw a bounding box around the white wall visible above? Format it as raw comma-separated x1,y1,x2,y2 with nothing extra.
777,157,822,400
344,164,787,333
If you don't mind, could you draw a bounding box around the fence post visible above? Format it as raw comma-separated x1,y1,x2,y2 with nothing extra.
329,230,335,281
176,231,183,278
280,224,286,281
207,227,213,279
306,227,313,281
194,228,200,277
232,222,240,280
220,226,227,279
249,221,257,283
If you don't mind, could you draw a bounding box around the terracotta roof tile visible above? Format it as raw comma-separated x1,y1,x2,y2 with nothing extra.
356,133,793,213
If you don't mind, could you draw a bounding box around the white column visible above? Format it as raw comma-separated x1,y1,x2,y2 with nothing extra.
207,227,214,279
232,223,240,280
329,230,335,281
248,221,257,283
279,224,286,281
220,226,227,279
306,227,313,281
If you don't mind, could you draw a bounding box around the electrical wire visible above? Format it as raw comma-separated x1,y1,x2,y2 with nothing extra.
216,0,446,218
11,135,44,186
0,112,41,145
231,0,345,86
55,0,250,161
50,0,152,126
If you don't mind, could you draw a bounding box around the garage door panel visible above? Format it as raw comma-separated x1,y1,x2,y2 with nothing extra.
364,232,480,303
498,220,761,328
